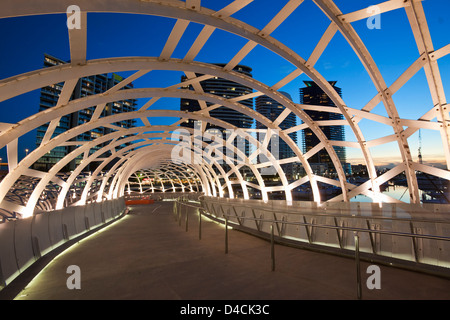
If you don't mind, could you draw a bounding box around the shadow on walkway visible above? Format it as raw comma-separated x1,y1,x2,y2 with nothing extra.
13,201,450,300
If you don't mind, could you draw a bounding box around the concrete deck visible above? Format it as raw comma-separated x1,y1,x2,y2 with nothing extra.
12,201,450,300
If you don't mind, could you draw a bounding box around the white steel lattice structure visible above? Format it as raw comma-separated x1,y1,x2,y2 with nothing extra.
127,162,203,194
0,0,449,220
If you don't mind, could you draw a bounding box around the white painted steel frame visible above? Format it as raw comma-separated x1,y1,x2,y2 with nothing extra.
0,0,449,218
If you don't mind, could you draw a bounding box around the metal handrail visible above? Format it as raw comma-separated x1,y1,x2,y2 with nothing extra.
175,198,450,243
200,196,450,225
218,214,450,243
174,198,450,299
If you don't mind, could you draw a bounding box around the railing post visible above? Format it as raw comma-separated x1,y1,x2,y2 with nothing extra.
185,205,189,232
366,219,376,254
271,224,275,271
334,217,343,249
0,258,6,290
410,221,419,262
303,216,311,244
225,216,229,254
355,233,362,300
173,202,176,219
198,209,202,240
178,203,182,227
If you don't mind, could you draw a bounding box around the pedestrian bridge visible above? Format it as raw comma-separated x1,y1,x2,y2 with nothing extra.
1,194,449,299
0,0,450,299
2,197,450,300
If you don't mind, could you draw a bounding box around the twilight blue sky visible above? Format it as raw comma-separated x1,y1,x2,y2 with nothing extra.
0,0,449,168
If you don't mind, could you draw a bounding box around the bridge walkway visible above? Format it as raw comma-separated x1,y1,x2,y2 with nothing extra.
13,201,450,300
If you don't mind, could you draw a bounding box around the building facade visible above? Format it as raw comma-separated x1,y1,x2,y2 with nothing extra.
34,54,137,172
255,92,297,178
180,64,254,158
300,81,348,175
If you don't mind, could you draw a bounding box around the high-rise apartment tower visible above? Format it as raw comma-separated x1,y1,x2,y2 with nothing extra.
180,64,254,157
34,54,137,172
300,81,346,174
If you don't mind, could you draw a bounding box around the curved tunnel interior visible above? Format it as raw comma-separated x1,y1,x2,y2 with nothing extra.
0,0,449,222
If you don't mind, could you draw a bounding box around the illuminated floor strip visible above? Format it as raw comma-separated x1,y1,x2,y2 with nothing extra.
0,211,128,300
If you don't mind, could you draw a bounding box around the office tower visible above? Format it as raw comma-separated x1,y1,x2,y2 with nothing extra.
300,81,346,175
34,54,137,172
180,64,254,158
255,92,297,159
255,92,297,177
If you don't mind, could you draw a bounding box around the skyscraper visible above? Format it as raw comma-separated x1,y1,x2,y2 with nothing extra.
255,92,297,177
34,54,137,172
300,81,346,175
180,64,254,157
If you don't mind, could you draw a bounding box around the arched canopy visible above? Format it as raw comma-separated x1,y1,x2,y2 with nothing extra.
0,0,449,219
